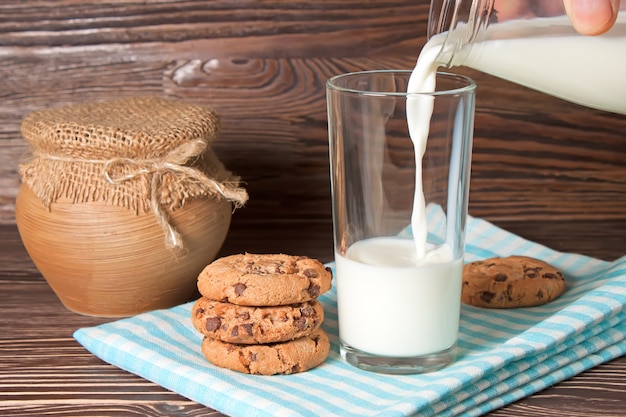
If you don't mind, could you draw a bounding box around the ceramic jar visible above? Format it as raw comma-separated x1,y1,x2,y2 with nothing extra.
15,97,248,317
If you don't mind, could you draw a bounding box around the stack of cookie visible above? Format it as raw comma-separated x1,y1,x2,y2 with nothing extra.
191,253,333,375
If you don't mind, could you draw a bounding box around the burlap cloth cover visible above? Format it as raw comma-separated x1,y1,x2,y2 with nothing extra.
19,97,248,251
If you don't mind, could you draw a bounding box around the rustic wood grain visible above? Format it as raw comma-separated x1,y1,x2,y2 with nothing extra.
1,0,625,416
1,0,625,230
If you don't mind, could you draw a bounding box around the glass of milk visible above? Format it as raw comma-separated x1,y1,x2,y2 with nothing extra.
326,70,476,374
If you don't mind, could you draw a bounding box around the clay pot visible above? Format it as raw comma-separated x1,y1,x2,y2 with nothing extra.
15,183,232,317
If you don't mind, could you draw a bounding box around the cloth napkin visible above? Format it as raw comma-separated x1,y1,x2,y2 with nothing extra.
74,215,626,417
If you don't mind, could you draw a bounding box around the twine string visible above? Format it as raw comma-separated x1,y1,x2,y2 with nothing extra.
33,139,248,251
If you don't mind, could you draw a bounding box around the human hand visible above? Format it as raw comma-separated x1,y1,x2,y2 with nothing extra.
564,0,620,35
493,0,620,36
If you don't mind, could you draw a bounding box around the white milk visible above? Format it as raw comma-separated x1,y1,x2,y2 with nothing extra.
457,14,626,114
336,238,462,357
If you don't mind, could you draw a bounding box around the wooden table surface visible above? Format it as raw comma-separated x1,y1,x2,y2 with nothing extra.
1,220,625,417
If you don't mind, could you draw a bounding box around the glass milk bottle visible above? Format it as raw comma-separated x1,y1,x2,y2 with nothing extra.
427,0,626,114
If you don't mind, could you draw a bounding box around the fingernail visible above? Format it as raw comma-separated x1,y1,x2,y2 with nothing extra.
571,0,613,20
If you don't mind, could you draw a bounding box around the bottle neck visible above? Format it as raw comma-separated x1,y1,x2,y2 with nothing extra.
428,0,496,67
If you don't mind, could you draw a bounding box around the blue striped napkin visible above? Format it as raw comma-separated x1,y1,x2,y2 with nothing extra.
74,215,626,417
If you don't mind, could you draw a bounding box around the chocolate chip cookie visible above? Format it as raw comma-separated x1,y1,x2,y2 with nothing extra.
462,255,565,308
201,328,330,375
191,297,324,344
197,253,332,306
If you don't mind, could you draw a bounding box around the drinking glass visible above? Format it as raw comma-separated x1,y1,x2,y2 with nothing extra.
327,70,476,374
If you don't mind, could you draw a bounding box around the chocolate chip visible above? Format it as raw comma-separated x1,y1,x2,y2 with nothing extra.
304,268,318,278
300,305,314,317
307,284,320,298
325,266,332,274
234,283,247,296
195,307,205,316
294,317,307,330
249,352,257,361
231,326,239,337
524,267,540,278
247,264,264,274
480,291,495,303
241,323,253,336
537,289,544,299
494,273,507,282
275,264,285,273
205,317,221,332
543,272,557,279
505,285,514,301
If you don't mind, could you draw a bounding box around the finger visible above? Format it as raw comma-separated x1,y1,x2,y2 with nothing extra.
563,0,619,35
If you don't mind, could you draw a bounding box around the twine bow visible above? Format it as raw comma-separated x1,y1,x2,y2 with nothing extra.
100,139,247,252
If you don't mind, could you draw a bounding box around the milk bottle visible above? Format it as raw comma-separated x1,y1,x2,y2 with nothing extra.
429,0,626,114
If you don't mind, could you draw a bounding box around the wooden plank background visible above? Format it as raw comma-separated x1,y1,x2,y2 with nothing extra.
2,0,625,261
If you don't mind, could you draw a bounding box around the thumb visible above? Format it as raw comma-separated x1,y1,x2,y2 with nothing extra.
563,0,619,35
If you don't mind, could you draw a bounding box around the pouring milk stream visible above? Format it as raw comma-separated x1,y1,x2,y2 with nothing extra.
337,3,625,360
